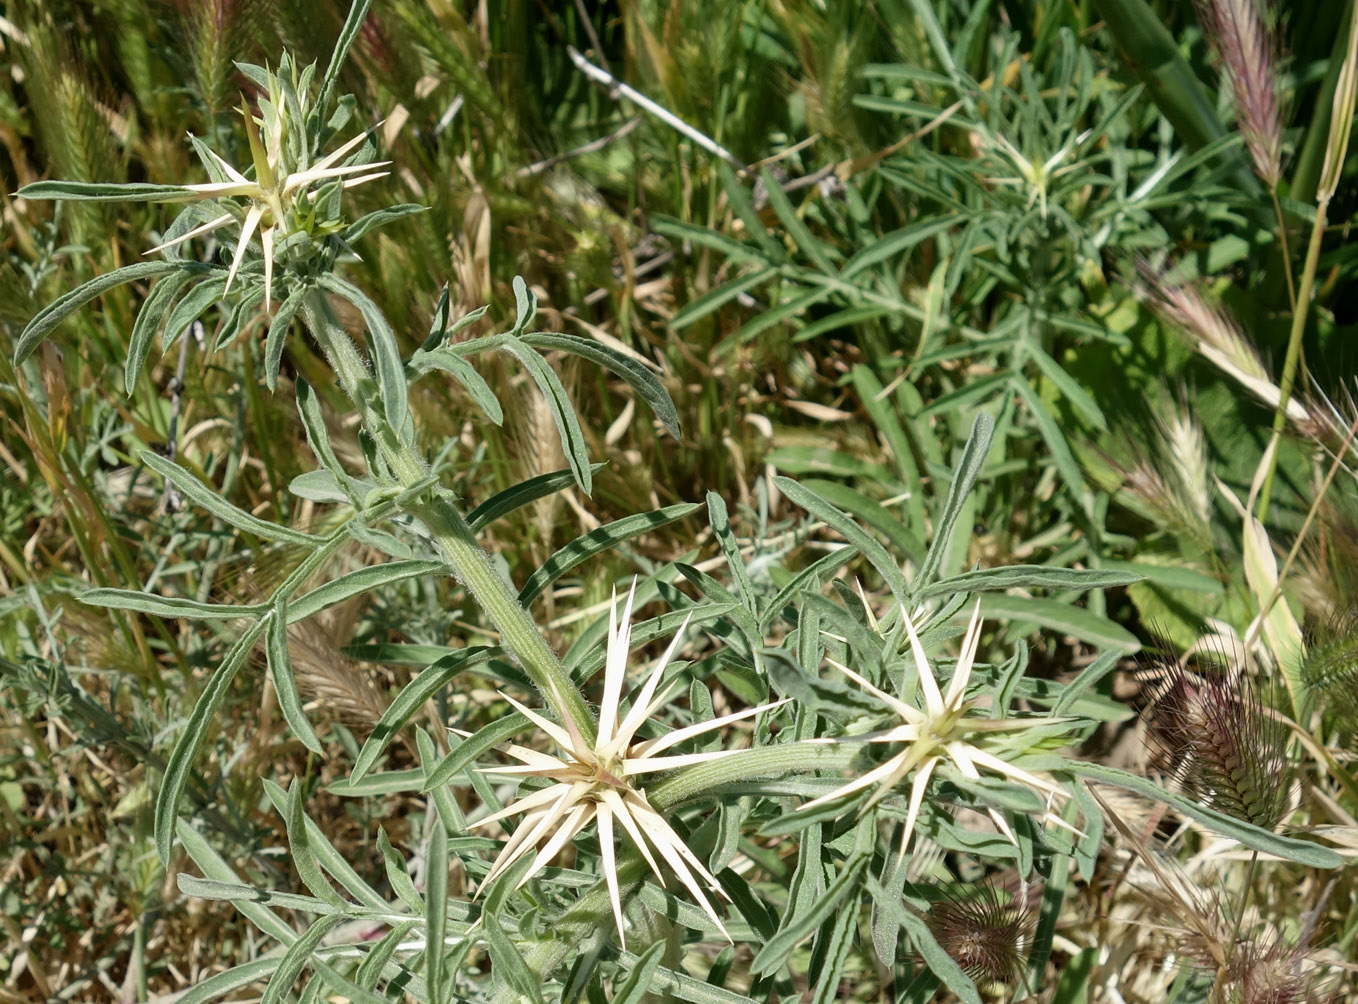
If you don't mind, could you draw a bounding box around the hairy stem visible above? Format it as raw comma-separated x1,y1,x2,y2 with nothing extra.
298,291,596,741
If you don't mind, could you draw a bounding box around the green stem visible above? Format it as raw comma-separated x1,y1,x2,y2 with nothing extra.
1256,199,1328,522
298,291,595,741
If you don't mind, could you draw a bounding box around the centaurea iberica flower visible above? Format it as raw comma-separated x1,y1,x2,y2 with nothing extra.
806,600,1073,853
469,582,788,946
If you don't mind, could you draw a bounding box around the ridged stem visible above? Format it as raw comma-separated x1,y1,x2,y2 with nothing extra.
299,291,596,742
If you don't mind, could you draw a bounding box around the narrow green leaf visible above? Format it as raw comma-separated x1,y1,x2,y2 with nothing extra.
176,876,342,916
171,958,280,1004
310,958,391,1004
17,260,184,363
155,618,267,862
718,161,783,261
801,479,926,566
426,813,449,1004
865,873,981,1004
265,285,307,391
163,276,227,349
980,594,1139,651
378,829,424,912
668,268,777,331
176,820,298,945
1071,762,1342,867
315,274,408,432
482,913,543,1004
1029,343,1107,431
420,712,530,792
287,559,451,624
510,275,538,334
519,504,700,605
651,215,773,266
83,588,264,621
706,492,756,611
340,204,426,243
17,180,201,202
751,856,866,976
409,347,504,424
320,0,374,98
615,953,760,1004
500,335,592,492
775,477,912,610
295,378,346,481
760,167,833,274
260,915,343,1004
284,778,347,906
141,451,321,546
261,780,391,911
612,941,666,1004
467,465,605,533
351,646,500,783
922,565,1141,598
522,332,681,438
126,271,194,394
267,597,323,753
1012,378,1089,516
840,216,958,280
915,412,994,593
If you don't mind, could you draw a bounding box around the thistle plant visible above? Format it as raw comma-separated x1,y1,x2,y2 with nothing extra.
806,599,1074,854
470,581,788,945
8,4,1347,1002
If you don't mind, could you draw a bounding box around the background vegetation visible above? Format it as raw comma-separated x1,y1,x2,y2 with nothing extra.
1,0,1356,1001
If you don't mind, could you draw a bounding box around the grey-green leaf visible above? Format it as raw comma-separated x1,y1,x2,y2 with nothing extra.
126,271,194,394
141,450,321,546
267,598,323,753
17,260,185,363
265,285,307,390
519,503,701,605
500,336,592,492
522,332,681,438
155,618,267,863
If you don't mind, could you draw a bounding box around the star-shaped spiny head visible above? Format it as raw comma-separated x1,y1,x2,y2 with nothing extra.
145,58,389,309
806,598,1077,855
468,580,789,947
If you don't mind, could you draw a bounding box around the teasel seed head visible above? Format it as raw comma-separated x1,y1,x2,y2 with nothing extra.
1141,643,1293,832
926,883,1034,989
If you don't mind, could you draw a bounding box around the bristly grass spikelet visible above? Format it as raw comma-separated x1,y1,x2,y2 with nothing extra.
1141,639,1293,832
1196,0,1284,187
1301,610,1358,737
926,882,1035,990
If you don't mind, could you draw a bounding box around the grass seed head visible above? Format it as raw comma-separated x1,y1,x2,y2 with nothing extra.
926,883,1034,988
1142,642,1293,832
1195,0,1284,187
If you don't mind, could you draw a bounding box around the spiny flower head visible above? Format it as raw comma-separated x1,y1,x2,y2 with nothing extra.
469,582,788,946
1141,643,1293,831
926,882,1035,989
807,599,1076,853
144,57,388,308
18,52,389,311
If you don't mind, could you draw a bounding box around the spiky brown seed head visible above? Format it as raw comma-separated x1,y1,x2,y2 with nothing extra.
1142,645,1292,832
1301,610,1358,737
926,884,1033,988
1222,936,1333,1004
